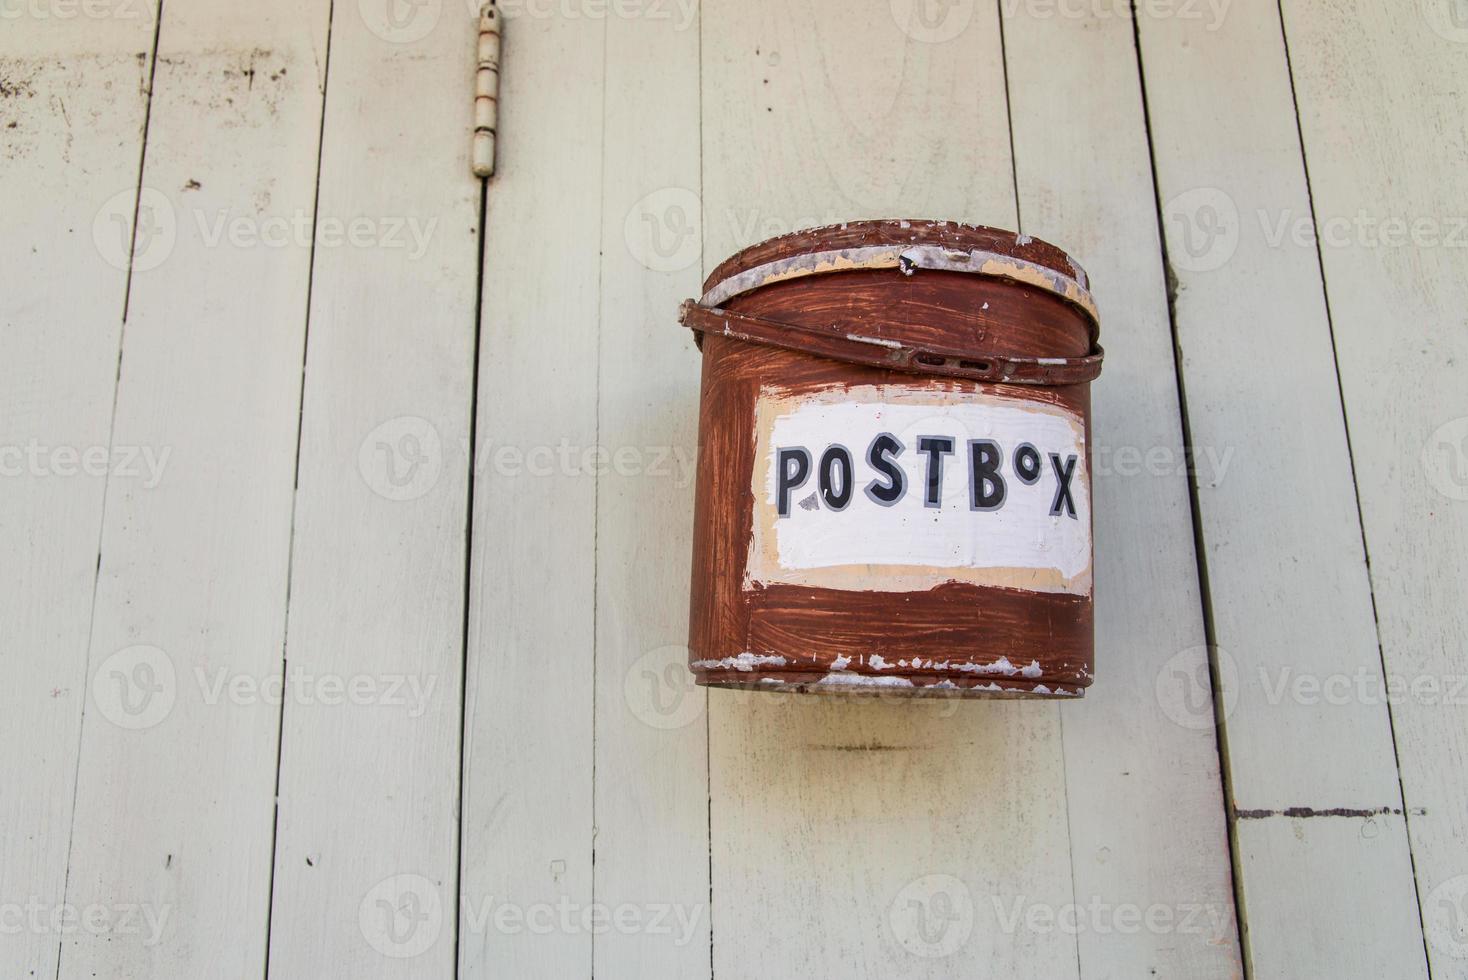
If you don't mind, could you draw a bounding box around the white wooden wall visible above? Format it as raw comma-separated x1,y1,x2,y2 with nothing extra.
3,1,1464,978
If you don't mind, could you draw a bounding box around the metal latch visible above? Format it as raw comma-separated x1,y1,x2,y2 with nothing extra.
473,2,500,178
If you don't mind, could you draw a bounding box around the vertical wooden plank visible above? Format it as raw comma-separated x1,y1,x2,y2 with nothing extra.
1236,816,1420,977
459,10,604,978
701,2,1079,975
998,5,1244,977
0,7,157,978
1136,0,1427,973
1279,1,1468,974
595,6,710,979
265,3,479,977
55,1,330,976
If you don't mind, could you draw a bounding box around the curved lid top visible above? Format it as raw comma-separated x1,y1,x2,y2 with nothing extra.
681,219,1102,386
700,219,1098,332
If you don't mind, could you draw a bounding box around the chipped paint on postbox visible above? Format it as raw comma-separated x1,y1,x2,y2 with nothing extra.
747,384,1091,595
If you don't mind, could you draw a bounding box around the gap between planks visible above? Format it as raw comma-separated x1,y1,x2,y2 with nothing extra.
260,0,336,972
1122,6,1251,975
52,4,165,976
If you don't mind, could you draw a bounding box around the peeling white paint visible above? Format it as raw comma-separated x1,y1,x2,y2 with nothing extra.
700,243,1098,325
813,673,915,689
900,656,1046,677
844,332,904,349
691,652,788,672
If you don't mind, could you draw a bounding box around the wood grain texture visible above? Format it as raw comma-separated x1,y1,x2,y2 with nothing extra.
1137,1,1427,974
0,8,158,978
1279,1,1468,975
701,1,1080,974
999,3,1245,977
1236,814,1425,977
459,10,605,978
264,5,480,977
594,7,712,979
54,2,330,976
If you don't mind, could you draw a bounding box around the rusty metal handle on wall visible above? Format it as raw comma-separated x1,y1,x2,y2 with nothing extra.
678,300,1104,386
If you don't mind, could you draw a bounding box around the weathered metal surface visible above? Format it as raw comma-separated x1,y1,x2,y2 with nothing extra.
681,219,1103,698
679,302,1103,386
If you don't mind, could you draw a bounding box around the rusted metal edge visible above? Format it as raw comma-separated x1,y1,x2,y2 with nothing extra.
698,243,1101,332
679,300,1103,386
